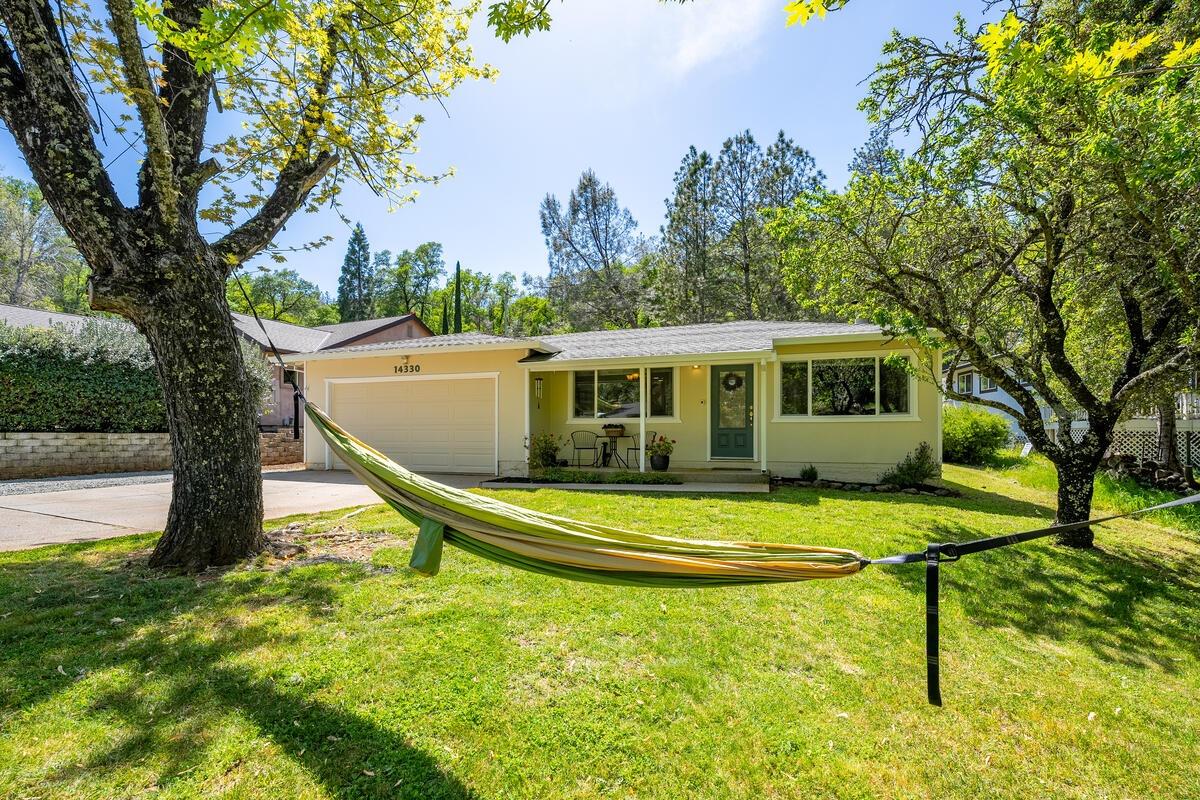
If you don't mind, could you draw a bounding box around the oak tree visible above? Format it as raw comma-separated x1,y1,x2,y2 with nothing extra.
0,0,491,569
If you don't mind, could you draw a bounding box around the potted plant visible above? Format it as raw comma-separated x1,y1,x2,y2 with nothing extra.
646,435,676,471
601,423,626,438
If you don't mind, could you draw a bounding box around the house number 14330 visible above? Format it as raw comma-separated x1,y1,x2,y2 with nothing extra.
394,364,421,374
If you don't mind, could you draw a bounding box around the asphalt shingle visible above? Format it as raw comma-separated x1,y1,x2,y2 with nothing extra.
524,320,883,362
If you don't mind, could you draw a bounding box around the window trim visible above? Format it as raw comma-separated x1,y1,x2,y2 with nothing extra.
773,352,919,423
979,374,998,393
954,370,974,396
566,366,681,424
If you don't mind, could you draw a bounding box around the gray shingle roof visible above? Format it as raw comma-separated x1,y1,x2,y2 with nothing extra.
1,303,427,354
231,314,331,353
524,320,883,362
313,315,425,348
0,303,130,331
309,332,525,356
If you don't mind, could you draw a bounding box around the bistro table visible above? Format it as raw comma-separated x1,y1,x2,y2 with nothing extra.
599,430,632,468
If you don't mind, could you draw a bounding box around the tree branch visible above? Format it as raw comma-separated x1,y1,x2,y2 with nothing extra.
107,0,180,228
0,2,128,270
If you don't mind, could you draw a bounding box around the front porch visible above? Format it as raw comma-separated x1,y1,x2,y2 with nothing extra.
524,359,771,476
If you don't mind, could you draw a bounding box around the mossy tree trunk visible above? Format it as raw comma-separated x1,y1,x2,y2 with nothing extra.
111,253,265,569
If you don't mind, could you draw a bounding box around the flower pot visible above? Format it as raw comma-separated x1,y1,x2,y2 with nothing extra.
650,454,670,471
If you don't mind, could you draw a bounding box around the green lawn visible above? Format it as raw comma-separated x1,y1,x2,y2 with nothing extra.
1,465,1198,799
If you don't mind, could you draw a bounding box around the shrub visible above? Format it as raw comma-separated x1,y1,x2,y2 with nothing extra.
879,442,939,487
527,432,562,469
943,405,1011,465
531,467,682,485
799,464,818,481
0,319,271,433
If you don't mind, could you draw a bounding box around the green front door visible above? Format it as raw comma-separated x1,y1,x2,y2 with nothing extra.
711,365,754,459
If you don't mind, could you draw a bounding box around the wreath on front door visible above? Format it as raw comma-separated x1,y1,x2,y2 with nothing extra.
721,372,744,392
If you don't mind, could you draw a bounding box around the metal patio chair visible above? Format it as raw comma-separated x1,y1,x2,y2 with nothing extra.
627,430,657,469
570,430,601,467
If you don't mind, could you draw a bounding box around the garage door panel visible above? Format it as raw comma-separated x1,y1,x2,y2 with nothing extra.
329,377,496,474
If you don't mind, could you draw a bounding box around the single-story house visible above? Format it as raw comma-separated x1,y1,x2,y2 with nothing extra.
286,320,943,482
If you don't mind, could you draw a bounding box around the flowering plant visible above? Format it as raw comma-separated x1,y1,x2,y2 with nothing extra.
646,435,676,457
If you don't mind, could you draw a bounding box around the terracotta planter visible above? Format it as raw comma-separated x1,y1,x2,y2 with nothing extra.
649,454,670,471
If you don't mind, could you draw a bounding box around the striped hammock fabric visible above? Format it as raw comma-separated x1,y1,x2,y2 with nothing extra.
306,404,868,587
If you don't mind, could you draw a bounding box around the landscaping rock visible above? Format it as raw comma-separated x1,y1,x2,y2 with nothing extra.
902,488,919,495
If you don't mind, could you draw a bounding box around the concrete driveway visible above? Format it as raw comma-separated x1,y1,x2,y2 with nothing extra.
0,469,484,552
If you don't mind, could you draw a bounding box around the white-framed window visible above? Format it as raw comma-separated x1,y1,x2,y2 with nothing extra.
979,374,998,393
776,355,914,419
955,370,974,395
570,367,677,420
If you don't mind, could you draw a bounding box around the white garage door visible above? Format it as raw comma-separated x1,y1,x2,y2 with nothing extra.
329,377,496,474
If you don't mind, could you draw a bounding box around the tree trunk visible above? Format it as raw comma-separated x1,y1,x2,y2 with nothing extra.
1157,397,1181,472
1053,457,1098,547
96,250,265,571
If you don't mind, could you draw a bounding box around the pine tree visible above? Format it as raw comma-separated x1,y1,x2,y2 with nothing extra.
453,261,463,333
336,223,374,321
440,296,449,335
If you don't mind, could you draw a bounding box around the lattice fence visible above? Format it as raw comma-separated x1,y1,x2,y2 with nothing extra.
1108,429,1200,467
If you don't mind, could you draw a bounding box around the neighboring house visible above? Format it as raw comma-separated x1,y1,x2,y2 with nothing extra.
287,320,943,482
0,302,433,429
943,363,1044,441
231,312,433,427
944,361,1200,460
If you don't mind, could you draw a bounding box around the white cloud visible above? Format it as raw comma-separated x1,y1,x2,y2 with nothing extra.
667,0,777,76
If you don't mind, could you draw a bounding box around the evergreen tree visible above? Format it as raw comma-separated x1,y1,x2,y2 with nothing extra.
657,147,724,324
336,223,374,321
440,296,449,335
453,261,463,333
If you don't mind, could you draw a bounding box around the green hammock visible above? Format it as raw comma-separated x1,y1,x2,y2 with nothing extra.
305,403,868,587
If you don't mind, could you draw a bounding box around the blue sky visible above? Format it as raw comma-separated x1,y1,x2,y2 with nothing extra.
0,0,972,296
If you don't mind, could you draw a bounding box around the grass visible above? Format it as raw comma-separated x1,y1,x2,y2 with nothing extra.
991,449,1200,534
1,464,1199,799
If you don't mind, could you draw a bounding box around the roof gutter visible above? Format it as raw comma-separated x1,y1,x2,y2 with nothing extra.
518,349,778,369
282,338,550,363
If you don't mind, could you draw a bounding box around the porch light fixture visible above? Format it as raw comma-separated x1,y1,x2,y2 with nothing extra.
534,376,543,409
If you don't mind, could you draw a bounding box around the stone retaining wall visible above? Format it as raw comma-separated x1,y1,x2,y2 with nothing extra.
0,430,304,479
260,430,305,466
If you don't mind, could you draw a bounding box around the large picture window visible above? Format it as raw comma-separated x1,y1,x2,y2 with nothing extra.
571,368,675,419
812,358,875,416
777,356,913,418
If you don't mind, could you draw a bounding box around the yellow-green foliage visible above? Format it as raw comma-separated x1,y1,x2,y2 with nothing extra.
943,405,1011,465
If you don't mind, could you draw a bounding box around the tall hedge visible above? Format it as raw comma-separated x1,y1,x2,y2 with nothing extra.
0,320,271,433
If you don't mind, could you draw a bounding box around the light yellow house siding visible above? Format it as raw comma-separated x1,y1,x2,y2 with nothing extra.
298,348,532,476
296,337,941,483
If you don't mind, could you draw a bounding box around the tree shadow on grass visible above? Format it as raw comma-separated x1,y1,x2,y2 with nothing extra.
0,543,475,799
883,517,1200,675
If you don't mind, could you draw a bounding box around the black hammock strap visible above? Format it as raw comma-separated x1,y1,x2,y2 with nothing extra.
870,490,1200,706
